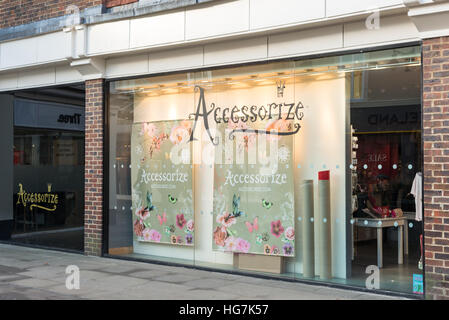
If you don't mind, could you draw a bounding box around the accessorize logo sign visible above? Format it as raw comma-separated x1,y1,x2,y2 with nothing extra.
223,170,288,187
16,183,59,212
188,86,304,145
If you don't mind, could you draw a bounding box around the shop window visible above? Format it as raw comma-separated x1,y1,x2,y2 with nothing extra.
108,46,423,296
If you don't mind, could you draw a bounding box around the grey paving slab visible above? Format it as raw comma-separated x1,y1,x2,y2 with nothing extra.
43,282,107,297
84,292,144,300
99,265,147,274
0,258,32,268
184,289,240,300
7,278,60,289
0,244,411,300
155,273,206,284
73,270,114,281
42,276,147,298
253,279,326,293
182,278,234,289
127,269,176,279
217,283,281,298
86,274,147,291
0,275,25,282
17,266,67,280
131,280,193,293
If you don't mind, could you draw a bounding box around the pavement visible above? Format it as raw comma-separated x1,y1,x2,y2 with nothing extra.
0,243,408,300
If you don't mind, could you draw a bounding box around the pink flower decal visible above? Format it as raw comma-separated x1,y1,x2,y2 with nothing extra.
180,120,191,130
216,212,236,228
271,246,280,255
142,228,151,241
224,236,237,252
270,220,285,238
135,207,150,220
227,119,256,151
235,238,250,253
186,219,194,232
150,229,161,242
133,219,144,237
141,123,158,137
170,124,190,145
285,227,295,241
142,229,161,242
176,214,187,229
213,226,227,247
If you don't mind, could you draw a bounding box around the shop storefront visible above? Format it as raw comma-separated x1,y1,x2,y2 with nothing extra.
105,45,424,296
3,0,449,301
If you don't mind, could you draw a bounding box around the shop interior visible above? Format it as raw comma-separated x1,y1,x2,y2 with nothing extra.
349,64,422,293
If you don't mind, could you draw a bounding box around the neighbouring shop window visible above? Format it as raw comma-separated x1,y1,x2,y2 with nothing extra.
108,46,423,295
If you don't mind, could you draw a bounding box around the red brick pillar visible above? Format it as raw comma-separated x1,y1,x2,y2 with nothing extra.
84,79,104,256
423,37,449,300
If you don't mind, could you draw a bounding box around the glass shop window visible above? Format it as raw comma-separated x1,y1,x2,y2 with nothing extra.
107,46,423,296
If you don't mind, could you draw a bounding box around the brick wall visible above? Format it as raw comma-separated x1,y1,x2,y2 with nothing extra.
0,0,104,29
423,36,449,300
105,0,139,8
84,79,104,256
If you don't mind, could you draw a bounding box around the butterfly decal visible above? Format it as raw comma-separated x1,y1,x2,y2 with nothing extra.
262,199,273,209
157,212,167,225
245,217,259,233
146,191,156,212
168,194,178,204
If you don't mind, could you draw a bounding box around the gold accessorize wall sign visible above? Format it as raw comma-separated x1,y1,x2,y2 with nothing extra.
16,183,58,212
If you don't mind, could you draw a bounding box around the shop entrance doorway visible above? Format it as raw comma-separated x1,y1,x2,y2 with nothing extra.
9,85,85,251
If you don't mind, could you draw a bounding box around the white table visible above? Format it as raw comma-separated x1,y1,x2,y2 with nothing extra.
353,217,407,268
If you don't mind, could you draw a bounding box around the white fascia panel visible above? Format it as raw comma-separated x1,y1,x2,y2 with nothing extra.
250,0,325,30
204,36,267,66
407,2,449,38
326,0,404,17
268,25,343,59
344,14,419,48
0,73,18,91
106,54,150,78
185,0,250,40
37,31,71,63
148,46,203,74
130,10,185,48
87,19,130,55
0,37,37,69
18,67,55,88
55,65,84,84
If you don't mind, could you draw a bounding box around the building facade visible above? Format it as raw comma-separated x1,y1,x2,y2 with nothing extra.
0,0,449,300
